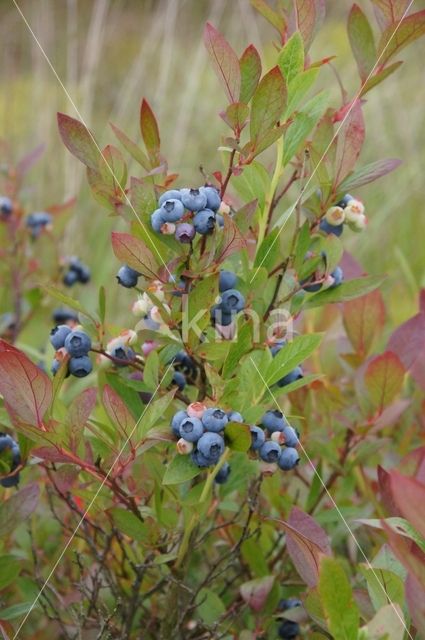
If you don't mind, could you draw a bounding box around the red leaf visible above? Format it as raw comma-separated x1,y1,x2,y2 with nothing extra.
216,213,247,262
348,4,377,82
204,23,241,103
381,520,425,589
57,112,99,170
364,351,405,413
405,572,425,637
387,470,425,540
334,100,365,186
111,231,158,279
0,484,40,537
371,0,410,26
378,9,425,66
0,340,52,429
103,385,135,441
343,289,386,357
239,44,262,103
66,387,97,452
250,66,286,142
240,575,275,612
387,311,425,370
377,466,400,516
289,0,325,51
140,99,161,165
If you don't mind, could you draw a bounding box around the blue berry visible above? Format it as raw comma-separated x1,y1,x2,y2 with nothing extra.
0,196,13,216
193,209,216,235
53,308,78,324
270,340,287,357
51,359,62,376
158,189,182,206
216,213,224,228
69,258,91,284
110,345,134,366
300,277,322,293
330,265,344,288
201,186,221,211
202,408,228,433
69,355,92,378
116,265,140,288
171,410,188,438
278,598,302,611
260,410,288,432
250,425,266,451
160,198,184,222
282,426,299,447
278,447,300,470
278,620,300,639
219,270,237,292
197,432,225,462
277,367,303,387
174,352,197,377
181,188,207,212
151,209,166,232
175,223,195,244
191,449,212,468
63,270,79,287
215,462,231,484
336,193,354,208
172,371,186,391
210,305,234,326
259,441,281,463
227,411,244,423
50,324,72,350
179,417,203,443
64,330,91,357
0,434,16,453
0,436,21,488
26,212,52,237
319,219,343,237
220,289,245,313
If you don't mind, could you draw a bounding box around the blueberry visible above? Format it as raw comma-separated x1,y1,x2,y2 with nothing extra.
282,426,299,447
50,324,72,350
330,265,344,288
116,265,140,288
175,223,195,244
179,417,203,443
250,425,266,451
0,434,16,452
202,408,228,433
26,211,52,237
220,289,245,313
64,330,92,357
52,308,78,324
172,371,186,391
300,277,323,293
110,345,134,366
171,410,188,438
0,440,21,488
270,340,287,357
219,270,237,293
319,219,343,237
259,441,281,463
151,209,166,232
197,432,225,462
160,198,184,222
278,620,300,639
174,351,197,375
277,366,303,387
181,188,207,212
191,449,212,468
68,355,92,378
260,410,287,432
51,359,62,376
278,598,302,611
158,189,182,206
63,270,79,287
227,411,244,423
193,209,216,235
215,462,231,484
69,258,91,284
0,196,13,216
211,305,234,327
216,213,224,228
278,447,300,470
201,186,221,211
336,193,354,208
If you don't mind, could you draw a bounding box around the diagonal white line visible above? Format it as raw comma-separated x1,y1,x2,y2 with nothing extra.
250,0,416,283
12,361,176,639
249,356,413,639
11,0,176,284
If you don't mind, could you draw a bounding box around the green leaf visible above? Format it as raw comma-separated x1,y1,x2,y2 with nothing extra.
318,557,359,640
204,22,241,103
184,274,219,350
282,91,329,165
250,67,286,142
222,322,253,378
232,161,270,209
254,227,280,273
363,604,405,639
224,422,252,452
0,601,40,621
137,389,176,440
364,351,405,411
57,112,100,170
104,372,144,420
377,9,425,67
162,454,201,485
347,4,377,82
338,158,401,192
239,44,262,103
275,373,324,395
278,32,304,84
285,67,319,117
0,556,21,590
111,231,158,279
303,275,386,308
110,508,147,540
294,221,312,272
143,350,160,390
110,123,151,171
266,334,322,386
99,144,127,190
196,588,226,625
44,285,97,323
250,0,286,36
98,286,106,325
140,99,160,165
0,484,40,537
360,61,403,96
359,564,405,612
222,102,250,133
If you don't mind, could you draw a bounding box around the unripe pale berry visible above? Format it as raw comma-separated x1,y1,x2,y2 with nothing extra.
344,198,365,222
176,438,193,455
132,298,150,317
187,402,207,419
325,205,345,226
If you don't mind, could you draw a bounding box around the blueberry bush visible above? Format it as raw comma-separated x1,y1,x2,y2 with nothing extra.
1,1,425,638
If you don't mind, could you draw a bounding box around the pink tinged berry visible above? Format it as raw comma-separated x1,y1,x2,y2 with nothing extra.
271,431,286,445
132,298,150,317
176,438,193,455
348,213,367,232
142,341,157,357
161,222,176,235
259,462,278,476
187,402,207,419
175,223,195,244
325,206,345,226
344,198,365,221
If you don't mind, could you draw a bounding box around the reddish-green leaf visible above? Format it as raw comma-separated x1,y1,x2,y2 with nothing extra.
278,32,304,84
364,351,405,412
0,484,40,537
99,144,127,190
103,385,135,441
318,557,359,640
348,4,377,82
338,157,401,191
343,289,386,356
221,102,250,134
0,340,52,429
291,0,325,51
215,213,247,262
406,573,425,637
371,0,411,27
111,231,158,279
285,508,331,587
250,66,286,142
387,310,425,370
66,387,97,452
239,44,262,103
334,100,365,186
387,470,425,540
140,99,161,165
110,123,151,171
240,576,275,612
250,0,286,38
204,23,241,103
360,61,403,96
57,112,99,170
381,520,425,588
378,10,425,66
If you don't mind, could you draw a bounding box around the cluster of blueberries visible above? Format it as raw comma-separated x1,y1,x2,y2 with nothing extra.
300,251,344,294
50,325,92,378
211,270,245,327
277,598,302,639
0,433,21,488
319,194,366,237
0,195,13,220
171,350,198,392
171,404,300,480
26,211,53,238
150,186,224,239
62,257,91,287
